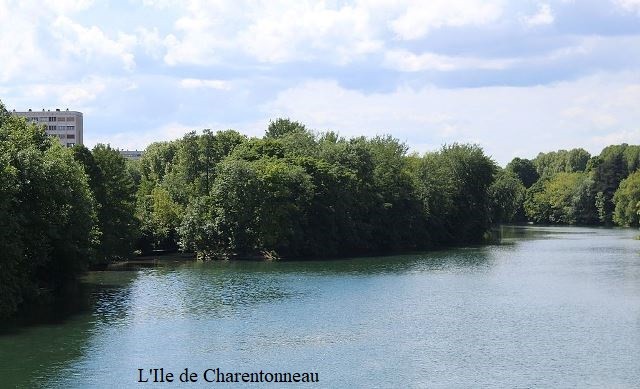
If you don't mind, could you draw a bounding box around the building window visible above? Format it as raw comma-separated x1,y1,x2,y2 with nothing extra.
48,125,56,131
66,143,75,147
67,134,75,139
66,117,75,121
49,117,57,122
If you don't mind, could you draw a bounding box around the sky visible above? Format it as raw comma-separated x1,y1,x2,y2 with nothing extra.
1,0,640,165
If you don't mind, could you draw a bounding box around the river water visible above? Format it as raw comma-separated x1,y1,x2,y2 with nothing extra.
1,226,639,388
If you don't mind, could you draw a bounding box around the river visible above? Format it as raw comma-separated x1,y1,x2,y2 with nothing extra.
1,226,639,387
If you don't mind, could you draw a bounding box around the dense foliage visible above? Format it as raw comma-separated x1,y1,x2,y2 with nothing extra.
613,171,640,227
137,120,498,259
507,145,640,226
4,95,640,317
72,144,138,262
0,104,96,318
0,101,141,317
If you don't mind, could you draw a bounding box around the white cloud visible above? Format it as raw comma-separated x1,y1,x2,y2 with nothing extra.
6,77,124,113
522,3,554,27
162,0,242,65
162,0,384,65
561,106,617,128
389,0,504,40
0,2,48,82
0,2,143,82
613,0,640,14
263,80,478,144
179,78,230,90
90,121,196,150
138,0,177,9
589,129,640,151
53,16,137,71
3,0,640,160
161,0,505,65
42,0,94,12
136,27,165,59
384,49,516,72
88,119,261,151
263,73,640,164
237,2,381,64
61,84,107,107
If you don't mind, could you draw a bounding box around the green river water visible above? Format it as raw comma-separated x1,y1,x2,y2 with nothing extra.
1,226,639,388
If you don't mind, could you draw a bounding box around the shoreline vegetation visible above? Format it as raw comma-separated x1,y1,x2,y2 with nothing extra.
2,100,640,319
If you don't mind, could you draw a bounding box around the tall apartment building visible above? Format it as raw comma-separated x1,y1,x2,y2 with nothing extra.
12,109,83,147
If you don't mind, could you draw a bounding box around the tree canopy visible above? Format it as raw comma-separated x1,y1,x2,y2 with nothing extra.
613,170,640,227
4,93,640,318
0,103,96,318
137,128,498,259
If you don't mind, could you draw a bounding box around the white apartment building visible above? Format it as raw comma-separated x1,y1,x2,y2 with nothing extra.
119,150,144,160
13,109,83,147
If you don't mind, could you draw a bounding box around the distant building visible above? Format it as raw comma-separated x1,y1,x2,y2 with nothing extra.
12,108,83,147
119,150,144,160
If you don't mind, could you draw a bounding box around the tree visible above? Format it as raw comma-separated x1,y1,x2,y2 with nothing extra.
489,170,526,223
592,144,637,224
613,170,640,226
533,148,590,178
139,141,178,185
0,104,96,317
290,156,360,257
174,131,201,199
254,158,314,256
414,144,497,244
570,174,598,224
265,118,307,139
197,129,247,195
506,157,539,188
524,172,590,224
92,144,139,261
178,196,218,258
365,135,423,252
566,148,591,172
178,159,265,258
139,185,183,250
441,144,497,242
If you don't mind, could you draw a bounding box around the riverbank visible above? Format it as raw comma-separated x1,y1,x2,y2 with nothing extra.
101,252,195,271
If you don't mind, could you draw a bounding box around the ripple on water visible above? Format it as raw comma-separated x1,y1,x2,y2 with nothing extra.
1,226,640,388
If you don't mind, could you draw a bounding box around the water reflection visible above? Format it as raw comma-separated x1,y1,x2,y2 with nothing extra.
92,247,500,322
4,245,501,325
3,225,639,387
0,244,498,387
0,272,140,388
183,246,496,277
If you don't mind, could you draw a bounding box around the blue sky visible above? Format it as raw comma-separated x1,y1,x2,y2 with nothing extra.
1,0,640,165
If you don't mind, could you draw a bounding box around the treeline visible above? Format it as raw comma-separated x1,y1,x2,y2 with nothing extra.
0,103,137,318
135,120,496,259
3,96,640,318
503,146,640,226
1,106,92,318
0,107,498,318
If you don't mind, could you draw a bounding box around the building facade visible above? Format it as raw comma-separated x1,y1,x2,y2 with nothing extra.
13,109,83,147
119,150,144,160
